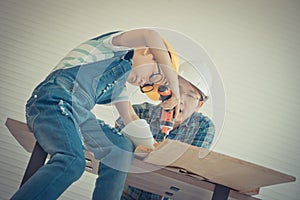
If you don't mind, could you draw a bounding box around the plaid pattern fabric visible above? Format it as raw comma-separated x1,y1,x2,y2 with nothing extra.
116,102,215,200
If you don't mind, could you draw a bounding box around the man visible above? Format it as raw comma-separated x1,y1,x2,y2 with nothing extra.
117,62,215,199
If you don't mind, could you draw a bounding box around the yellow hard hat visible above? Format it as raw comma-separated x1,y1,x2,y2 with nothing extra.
145,37,179,100
162,38,179,73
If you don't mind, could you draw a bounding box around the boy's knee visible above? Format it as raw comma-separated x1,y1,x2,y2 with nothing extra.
119,137,134,152
52,152,86,181
70,153,86,180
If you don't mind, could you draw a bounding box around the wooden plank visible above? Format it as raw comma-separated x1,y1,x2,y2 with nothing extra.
127,159,260,200
144,140,296,191
5,118,35,153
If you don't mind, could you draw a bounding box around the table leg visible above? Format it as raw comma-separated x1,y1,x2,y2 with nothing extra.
20,142,47,187
211,184,230,200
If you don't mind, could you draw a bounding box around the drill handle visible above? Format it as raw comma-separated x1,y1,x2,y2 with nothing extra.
158,85,172,102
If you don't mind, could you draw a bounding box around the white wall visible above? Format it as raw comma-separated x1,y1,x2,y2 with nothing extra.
0,0,299,199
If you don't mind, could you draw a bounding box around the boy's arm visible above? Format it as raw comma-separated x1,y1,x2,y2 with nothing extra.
114,101,156,149
114,101,139,125
113,29,180,115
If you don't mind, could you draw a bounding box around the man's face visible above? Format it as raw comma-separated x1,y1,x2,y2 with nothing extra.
175,77,203,124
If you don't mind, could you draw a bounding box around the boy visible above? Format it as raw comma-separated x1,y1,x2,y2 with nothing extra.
11,28,180,200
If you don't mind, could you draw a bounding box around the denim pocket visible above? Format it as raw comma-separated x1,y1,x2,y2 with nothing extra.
26,101,40,131
55,76,74,93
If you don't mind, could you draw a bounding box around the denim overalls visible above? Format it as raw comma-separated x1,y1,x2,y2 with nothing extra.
12,45,135,200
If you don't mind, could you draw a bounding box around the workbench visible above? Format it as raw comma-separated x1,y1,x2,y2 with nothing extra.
5,118,295,200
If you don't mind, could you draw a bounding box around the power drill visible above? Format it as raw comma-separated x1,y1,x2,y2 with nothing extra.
158,85,175,138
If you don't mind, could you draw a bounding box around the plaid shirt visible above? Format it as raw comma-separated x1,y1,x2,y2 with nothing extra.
116,102,215,200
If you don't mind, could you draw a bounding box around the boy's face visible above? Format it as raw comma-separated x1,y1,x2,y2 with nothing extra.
127,48,165,86
175,77,203,125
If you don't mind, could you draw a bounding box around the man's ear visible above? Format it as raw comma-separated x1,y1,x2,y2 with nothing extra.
197,101,204,110
142,47,150,56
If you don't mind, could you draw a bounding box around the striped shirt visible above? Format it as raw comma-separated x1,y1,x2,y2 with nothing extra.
53,31,131,70
52,31,132,103
116,102,215,200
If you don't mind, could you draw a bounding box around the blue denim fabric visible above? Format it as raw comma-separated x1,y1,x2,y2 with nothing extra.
92,119,134,200
11,52,134,200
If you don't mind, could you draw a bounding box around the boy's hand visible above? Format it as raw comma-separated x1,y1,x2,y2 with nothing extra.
153,141,163,148
161,95,180,118
135,141,164,153
135,145,154,153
